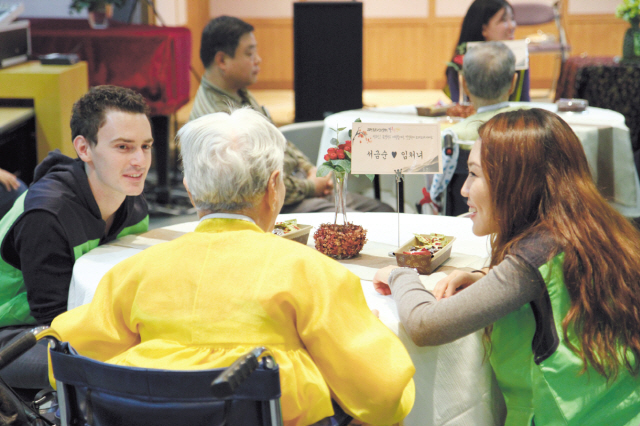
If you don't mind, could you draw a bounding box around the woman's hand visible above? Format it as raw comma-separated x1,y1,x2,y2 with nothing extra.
433,269,486,300
0,169,20,192
372,265,399,296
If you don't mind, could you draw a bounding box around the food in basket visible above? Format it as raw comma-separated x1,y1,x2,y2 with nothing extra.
402,233,447,256
395,233,456,274
272,219,300,236
273,219,313,245
446,103,475,118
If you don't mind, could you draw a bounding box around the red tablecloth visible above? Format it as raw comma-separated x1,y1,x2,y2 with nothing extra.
29,18,191,116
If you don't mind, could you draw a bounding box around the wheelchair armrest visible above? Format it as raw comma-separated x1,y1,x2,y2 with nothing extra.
0,326,52,369
210,346,274,398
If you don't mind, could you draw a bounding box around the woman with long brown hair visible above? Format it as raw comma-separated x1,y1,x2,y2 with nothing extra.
374,108,640,425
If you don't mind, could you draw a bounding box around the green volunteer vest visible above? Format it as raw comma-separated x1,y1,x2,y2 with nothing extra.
0,192,148,327
491,253,640,425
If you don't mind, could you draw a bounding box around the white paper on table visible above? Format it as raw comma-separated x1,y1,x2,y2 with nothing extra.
351,122,442,174
467,39,529,70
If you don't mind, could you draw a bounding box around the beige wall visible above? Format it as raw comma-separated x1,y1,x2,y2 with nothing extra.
568,0,620,14
209,0,430,18
206,0,618,18
177,0,628,91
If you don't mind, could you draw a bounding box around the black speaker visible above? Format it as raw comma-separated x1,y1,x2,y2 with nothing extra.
294,2,363,122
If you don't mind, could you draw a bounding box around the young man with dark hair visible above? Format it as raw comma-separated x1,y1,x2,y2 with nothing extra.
191,16,393,213
0,85,152,389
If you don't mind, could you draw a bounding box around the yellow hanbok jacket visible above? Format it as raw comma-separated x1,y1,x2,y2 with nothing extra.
48,218,415,426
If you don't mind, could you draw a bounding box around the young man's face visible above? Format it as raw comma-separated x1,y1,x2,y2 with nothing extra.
79,110,153,204
223,32,261,90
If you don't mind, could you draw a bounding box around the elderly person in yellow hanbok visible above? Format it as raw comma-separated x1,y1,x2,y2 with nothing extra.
46,108,415,426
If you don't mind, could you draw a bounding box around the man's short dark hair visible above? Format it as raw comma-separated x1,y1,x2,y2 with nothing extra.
70,85,149,146
200,16,254,69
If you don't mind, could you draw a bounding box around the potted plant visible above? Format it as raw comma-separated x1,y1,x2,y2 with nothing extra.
616,0,640,61
313,119,371,259
69,0,127,29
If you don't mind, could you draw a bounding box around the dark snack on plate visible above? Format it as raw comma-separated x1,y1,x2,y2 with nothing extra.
417,105,449,117
446,103,476,118
395,233,456,275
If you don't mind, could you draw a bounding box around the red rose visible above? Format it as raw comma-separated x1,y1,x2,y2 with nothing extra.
324,154,330,161
344,145,351,152
337,149,345,159
328,147,336,153
329,152,338,160
345,140,351,145
338,144,346,150
453,54,464,66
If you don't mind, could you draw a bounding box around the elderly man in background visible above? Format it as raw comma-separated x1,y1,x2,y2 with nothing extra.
191,15,393,214
431,41,528,216
47,108,415,426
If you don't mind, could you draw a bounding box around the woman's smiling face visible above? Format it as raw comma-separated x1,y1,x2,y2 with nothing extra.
482,6,516,41
462,139,498,236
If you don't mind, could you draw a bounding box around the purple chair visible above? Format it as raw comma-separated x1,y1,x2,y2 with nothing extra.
512,1,571,97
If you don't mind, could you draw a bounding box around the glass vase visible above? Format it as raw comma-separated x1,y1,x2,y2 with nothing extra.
88,3,112,30
313,171,367,259
623,18,640,62
333,172,348,225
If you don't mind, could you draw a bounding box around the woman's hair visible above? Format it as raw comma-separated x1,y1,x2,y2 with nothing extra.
177,108,285,213
478,108,640,380
456,0,513,46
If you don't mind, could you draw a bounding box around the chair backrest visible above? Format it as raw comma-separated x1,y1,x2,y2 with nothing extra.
512,2,555,26
279,120,325,165
50,343,282,426
511,1,569,61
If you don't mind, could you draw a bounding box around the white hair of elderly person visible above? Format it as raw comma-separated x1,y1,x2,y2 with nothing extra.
462,41,517,108
178,107,287,232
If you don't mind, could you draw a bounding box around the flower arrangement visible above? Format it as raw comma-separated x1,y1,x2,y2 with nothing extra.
616,0,640,23
313,119,371,259
446,43,467,73
69,0,126,13
316,118,373,182
314,223,367,260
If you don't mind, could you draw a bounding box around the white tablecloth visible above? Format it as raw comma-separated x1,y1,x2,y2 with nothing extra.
318,103,640,217
69,212,505,426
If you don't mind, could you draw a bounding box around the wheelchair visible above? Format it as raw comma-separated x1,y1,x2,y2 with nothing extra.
0,326,283,426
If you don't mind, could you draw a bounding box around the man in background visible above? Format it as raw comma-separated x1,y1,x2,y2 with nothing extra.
431,41,527,216
0,85,151,390
191,15,393,213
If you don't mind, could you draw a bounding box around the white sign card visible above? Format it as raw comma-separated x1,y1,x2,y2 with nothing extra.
466,39,529,70
350,122,442,174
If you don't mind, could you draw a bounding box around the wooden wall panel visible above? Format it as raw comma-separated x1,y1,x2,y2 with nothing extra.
566,15,627,57
363,19,429,88
185,0,211,97
428,19,464,90
193,15,628,92
248,19,293,89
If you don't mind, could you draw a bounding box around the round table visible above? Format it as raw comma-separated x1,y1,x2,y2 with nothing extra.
69,212,505,426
